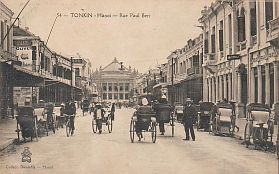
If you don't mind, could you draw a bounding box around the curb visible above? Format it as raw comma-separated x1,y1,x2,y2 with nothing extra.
0,139,16,152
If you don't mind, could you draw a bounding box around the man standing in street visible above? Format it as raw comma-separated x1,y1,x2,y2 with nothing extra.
182,98,196,141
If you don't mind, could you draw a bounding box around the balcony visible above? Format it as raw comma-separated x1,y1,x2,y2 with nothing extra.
203,53,217,66
187,67,200,75
267,17,279,47
0,48,17,61
236,40,246,52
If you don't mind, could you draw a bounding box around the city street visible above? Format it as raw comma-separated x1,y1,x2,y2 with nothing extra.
0,108,278,174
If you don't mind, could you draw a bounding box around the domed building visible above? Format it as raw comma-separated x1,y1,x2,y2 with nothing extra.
92,58,138,103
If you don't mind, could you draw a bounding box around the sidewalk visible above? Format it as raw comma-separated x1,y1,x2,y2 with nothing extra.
234,118,278,145
0,117,17,151
0,107,84,151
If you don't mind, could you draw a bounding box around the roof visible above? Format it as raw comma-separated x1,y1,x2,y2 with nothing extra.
102,58,128,72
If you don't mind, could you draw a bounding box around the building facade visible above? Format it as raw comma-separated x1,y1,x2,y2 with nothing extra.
199,0,279,117
92,58,138,103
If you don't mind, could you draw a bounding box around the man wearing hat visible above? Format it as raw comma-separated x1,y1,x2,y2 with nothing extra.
94,103,105,134
182,98,196,141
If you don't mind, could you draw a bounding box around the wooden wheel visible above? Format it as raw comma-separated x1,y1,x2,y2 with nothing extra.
129,120,135,143
244,123,251,148
151,122,157,143
92,119,97,133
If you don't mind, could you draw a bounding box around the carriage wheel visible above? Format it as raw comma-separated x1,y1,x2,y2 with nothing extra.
92,119,97,133
34,119,38,141
16,121,20,143
244,123,251,148
171,115,174,137
45,122,49,136
151,122,157,143
211,118,217,135
129,120,135,143
107,118,113,133
197,115,201,131
66,120,72,137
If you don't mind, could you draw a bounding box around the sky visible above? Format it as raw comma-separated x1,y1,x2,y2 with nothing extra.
2,0,213,72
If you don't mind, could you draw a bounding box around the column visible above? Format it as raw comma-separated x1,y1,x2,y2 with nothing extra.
257,66,262,103
208,78,212,102
250,67,255,103
224,74,228,100
219,75,223,100
228,73,232,101
237,72,242,103
265,64,270,106
204,77,208,101
212,77,216,103
216,76,219,101
274,62,279,104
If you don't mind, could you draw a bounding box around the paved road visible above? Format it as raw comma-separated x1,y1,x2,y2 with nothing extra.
0,108,278,174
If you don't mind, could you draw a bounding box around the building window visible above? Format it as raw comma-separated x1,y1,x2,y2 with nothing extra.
114,94,118,100
119,93,123,99
125,93,129,100
75,68,80,76
1,21,4,49
250,1,257,36
125,83,129,91
6,25,10,51
237,7,246,42
108,93,112,99
204,31,209,54
265,0,273,30
108,83,112,91
219,20,224,51
119,83,123,91
211,26,216,53
114,84,118,91
102,83,107,91
103,93,107,100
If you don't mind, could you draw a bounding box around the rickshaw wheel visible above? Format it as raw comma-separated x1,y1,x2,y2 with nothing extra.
151,122,157,143
66,120,72,137
92,119,97,133
197,115,201,131
171,115,174,137
129,120,135,143
244,123,251,148
108,118,113,133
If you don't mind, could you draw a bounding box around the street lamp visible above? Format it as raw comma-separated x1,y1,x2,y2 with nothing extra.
171,52,177,107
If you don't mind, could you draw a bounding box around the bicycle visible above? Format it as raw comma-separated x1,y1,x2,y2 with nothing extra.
65,114,75,137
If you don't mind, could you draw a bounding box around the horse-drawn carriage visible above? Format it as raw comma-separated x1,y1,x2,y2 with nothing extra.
244,103,274,150
197,102,214,131
210,102,238,136
130,106,157,143
15,106,38,142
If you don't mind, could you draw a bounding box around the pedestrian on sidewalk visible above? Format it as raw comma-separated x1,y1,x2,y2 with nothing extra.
182,98,196,141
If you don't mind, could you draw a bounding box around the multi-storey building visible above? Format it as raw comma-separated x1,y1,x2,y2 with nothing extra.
157,34,203,105
0,1,14,118
92,58,138,103
13,26,82,105
199,0,279,117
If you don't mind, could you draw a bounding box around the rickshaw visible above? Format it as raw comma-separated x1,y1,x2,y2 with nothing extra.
155,103,174,137
42,103,56,135
92,107,113,134
82,99,90,116
15,106,38,142
129,106,157,143
174,103,183,123
210,102,238,136
244,103,274,150
197,102,214,131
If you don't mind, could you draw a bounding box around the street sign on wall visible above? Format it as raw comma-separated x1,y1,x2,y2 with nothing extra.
227,54,240,60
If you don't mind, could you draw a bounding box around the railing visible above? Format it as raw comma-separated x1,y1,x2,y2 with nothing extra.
267,17,279,42
187,67,200,75
250,35,257,46
237,40,246,52
203,54,217,66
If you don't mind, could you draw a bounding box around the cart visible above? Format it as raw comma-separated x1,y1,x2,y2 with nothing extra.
210,102,237,136
15,106,38,142
244,103,274,150
92,108,112,134
197,102,214,131
174,103,184,123
129,107,157,143
155,103,174,137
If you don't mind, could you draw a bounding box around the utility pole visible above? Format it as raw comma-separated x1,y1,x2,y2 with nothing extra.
171,57,174,107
